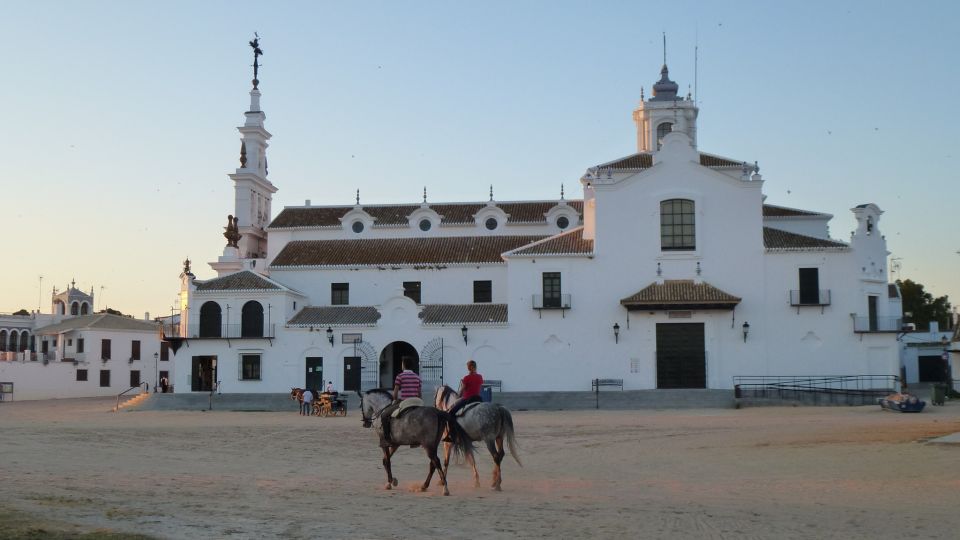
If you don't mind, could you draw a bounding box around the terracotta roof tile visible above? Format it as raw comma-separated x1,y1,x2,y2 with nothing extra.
603,153,653,170
35,313,159,335
763,227,848,250
269,201,583,228
419,304,508,325
620,280,741,310
762,204,825,217
194,270,281,291
507,227,593,256
698,153,743,167
287,306,381,326
271,235,547,267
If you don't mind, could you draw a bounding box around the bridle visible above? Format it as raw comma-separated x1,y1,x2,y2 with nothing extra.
359,391,391,428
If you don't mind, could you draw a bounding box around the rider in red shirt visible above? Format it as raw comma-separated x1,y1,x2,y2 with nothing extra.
450,360,484,416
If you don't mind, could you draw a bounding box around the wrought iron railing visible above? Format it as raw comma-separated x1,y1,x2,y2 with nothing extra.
185,323,276,339
532,294,571,310
789,289,831,306
733,375,899,405
852,316,902,332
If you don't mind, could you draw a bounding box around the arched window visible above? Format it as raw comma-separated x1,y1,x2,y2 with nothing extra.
198,301,222,338
241,301,264,338
19,331,29,352
656,122,673,150
0,330,7,352
660,199,695,251
80,302,89,315
9,332,18,353
70,302,79,315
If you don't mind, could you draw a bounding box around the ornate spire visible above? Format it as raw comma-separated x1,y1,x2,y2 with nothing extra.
249,33,263,89
183,258,192,274
423,186,428,204
489,185,494,202
651,64,679,101
224,215,242,248
356,189,360,205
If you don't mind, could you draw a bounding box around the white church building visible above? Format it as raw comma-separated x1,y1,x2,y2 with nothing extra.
167,61,902,396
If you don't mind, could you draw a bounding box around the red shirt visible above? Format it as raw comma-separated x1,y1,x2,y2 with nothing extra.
461,372,484,399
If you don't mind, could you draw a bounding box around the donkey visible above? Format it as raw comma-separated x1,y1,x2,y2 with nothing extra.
435,385,521,491
359,389,474,496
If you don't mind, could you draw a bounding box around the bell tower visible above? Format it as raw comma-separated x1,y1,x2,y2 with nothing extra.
227,34,276,262
632,64,699,153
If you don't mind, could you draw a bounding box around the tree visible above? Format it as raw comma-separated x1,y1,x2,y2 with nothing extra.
897,279,951,332
98,307,131,318
12,309,30,316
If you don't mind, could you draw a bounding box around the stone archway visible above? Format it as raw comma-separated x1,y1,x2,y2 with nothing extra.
378,341,419,390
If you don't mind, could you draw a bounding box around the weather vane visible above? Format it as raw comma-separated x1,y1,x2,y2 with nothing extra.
249,32,263,88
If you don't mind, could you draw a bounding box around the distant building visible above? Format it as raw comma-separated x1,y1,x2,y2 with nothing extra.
0,283,170,400
167,63,902,397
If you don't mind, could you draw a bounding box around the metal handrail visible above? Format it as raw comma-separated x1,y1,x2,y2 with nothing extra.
115,381,148,412
732,375,899,404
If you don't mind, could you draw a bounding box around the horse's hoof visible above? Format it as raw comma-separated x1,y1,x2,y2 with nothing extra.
493,485,502,492
391,478,398,487
384,483,392,490
443,490,450,496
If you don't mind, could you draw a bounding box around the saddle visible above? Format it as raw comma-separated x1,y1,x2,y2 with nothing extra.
454,402,482,417
391,397,424,418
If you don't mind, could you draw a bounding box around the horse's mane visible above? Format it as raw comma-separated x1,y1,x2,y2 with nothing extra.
437,385,456,405
364,388,392,398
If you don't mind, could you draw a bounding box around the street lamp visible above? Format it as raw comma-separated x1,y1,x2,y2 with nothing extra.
942,335,952,387
613,323,620,344
742,321,750,342
153,352,159,393
326,327,334,346
461,325,468,345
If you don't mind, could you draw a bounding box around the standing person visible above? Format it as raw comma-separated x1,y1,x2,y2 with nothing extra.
381,358,422,445
325,380,335,394
301,388,314,416
449,360,484,417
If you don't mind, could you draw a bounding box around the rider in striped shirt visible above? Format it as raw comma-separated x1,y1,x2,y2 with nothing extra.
381,358,422,445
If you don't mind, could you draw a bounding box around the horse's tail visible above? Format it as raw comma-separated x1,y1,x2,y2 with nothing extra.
499,406,522,467
441,410,474,461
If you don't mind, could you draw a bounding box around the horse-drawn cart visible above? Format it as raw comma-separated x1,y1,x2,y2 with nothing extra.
314,392,347,417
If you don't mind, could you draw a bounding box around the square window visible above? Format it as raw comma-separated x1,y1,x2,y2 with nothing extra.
76,369,88,382
241,354,261,380
100,370,111,387
473,280,492,303
403,282,422,304
331,283,349,305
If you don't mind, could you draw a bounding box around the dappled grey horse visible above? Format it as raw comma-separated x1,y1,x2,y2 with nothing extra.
359,389,473,495
435,385,521,491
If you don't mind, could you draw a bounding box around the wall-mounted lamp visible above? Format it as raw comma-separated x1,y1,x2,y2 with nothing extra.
461,325,468,345
326,327,334,346
613,323,620,344
742,321,750,342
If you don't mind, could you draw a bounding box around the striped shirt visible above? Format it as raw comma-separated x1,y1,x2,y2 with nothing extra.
394,370,422,399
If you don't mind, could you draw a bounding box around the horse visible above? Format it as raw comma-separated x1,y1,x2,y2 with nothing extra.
358,389,474,495
435,385,521,491
290,387,307,415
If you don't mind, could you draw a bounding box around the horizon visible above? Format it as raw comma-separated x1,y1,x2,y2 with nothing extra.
3,1,958,315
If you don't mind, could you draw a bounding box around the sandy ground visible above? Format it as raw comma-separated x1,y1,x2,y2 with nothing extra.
2,398,960,539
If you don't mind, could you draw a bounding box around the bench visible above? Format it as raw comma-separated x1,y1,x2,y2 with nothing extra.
591,378,623,409
482,380,502,392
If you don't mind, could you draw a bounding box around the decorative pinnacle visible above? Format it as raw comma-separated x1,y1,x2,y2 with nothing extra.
489,185,494,202
356,189,360,205
183,258,192,274
249,33,263,89
560,184,565,200
423,186,427,204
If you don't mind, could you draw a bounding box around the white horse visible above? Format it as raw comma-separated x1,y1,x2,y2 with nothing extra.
435,385,521,491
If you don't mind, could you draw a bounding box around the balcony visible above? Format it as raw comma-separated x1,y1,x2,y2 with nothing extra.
532,294,571,318
185,323,276,339
852,316,903,333
789,289,831,313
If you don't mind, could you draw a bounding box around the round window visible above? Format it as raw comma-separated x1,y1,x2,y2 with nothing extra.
485,217,498,231
556,216,570,229
419,219,432,232
352,221,364,233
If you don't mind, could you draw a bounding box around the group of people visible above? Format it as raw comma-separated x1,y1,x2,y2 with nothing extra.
299,381,337,415
381,358,484,445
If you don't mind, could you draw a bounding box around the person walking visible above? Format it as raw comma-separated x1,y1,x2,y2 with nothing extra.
301,388,314,416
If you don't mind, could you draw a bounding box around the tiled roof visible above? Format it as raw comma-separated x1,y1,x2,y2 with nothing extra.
620,280,741,310
35,313,159,335
507,227,593,256
419,304,508,325
271,235,547,267
698,153,743,167
763,227,848,251
194,270,281,291
762,204,825,217
287,306,381,326
269,201,583,228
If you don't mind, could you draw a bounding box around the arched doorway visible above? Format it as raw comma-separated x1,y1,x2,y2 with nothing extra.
241,301,264,337
378,341,419,390
198,301,222,338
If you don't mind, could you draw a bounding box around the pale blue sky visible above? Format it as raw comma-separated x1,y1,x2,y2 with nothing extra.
2,0,958,316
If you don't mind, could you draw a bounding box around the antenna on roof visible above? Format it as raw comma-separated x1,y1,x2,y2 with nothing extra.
662,32,667,65
694,30,699,105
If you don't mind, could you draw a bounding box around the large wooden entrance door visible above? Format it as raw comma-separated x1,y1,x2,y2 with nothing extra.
656,323,706,389
305,357,323,391
191,356,217,392
343,356,361,392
